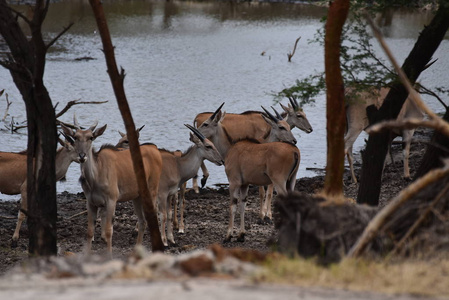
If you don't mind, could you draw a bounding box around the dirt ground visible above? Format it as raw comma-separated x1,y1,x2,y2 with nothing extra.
0,128,431,276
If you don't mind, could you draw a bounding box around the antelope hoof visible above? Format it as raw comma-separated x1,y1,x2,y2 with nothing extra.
236,233,245,243
263,216,273,224
11,239,18,249
178,228,185,234
223,236,232,244
201,176,208,188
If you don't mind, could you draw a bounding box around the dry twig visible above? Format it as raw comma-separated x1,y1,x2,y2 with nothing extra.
287,36,301,62
67,210,87,220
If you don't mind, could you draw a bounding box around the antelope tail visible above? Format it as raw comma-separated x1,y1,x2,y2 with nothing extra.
287,151,300,192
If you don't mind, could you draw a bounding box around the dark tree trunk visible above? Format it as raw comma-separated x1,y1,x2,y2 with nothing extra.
0,0,58,255
357,3,449,206
414,108,449,180
88,0,164,252
323,0,349,197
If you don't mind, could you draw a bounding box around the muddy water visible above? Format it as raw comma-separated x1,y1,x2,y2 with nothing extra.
0,1,447,200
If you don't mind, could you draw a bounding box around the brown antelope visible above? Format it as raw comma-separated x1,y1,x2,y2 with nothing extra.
62,121,162,256
114,127,188,235
157,124,223,246
197,108,300,242
192,99,311,191
0,138,79,247
345,86,423,183
195,101,309,223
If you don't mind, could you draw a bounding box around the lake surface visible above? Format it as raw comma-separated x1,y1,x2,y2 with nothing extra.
1,1,448,200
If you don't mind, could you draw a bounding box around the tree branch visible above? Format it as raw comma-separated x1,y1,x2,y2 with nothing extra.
287,36,301,62
55,99,108,119
46,22,74,51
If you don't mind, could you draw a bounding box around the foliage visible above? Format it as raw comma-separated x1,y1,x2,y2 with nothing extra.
273,1,447,105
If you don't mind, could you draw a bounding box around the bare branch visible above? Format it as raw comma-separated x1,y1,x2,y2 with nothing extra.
55,99,108,119
416,83,448,109
287,36,301,62
46,22,74,51
2,92,12,122
6,6,32,26
366,118,444,136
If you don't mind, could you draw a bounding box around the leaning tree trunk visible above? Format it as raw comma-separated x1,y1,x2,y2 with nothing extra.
89,0,164,252
323,0,350,197
357,3,449,206
0,0,58,255
414,108,449,180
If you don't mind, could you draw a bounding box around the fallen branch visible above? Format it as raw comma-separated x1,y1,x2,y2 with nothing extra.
287,36,301,62
67,210,87,220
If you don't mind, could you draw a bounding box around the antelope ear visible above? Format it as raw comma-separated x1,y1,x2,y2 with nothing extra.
218,111,226,123
280,103,290,113
261,113,275,126
93,124,107,139
61,124,74,137
189,132,200,144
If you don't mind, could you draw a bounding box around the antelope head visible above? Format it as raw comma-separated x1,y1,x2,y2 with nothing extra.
57,135,80,164
61,120,107,163
197,102,225,139
116,124,145,149
280,97,313,133
261,106,297,145
185,124,224,166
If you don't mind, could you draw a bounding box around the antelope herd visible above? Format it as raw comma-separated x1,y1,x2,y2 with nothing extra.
0,92,424,255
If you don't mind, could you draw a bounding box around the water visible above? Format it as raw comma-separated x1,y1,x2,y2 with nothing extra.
1,1,448,201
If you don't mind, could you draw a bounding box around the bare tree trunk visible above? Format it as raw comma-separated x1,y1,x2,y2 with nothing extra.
323,0,350,198
357,3,449,206
88,0,164,252
0,0,58,256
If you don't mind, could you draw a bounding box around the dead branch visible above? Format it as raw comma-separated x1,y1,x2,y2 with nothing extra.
347,159,449,258
67,210,87,220
55,99,108,119
287,36,301,62
416,83,448,109
0,215,16,219
46,22,74,51
2,92,12,122
366,118,448,137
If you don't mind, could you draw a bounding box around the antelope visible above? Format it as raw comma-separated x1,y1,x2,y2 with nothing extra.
192,98,312,191
197,107,300,242
157,124,223,246
0,138,79,247
61,121,162,256
114,127,188,235
345,86,423,183
195,101,310,222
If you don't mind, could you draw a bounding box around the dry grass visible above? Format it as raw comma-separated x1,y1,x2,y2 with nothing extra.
255,253,449,297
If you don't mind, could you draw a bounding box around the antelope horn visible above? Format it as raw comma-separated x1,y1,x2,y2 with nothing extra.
210,102,225,120
185,124,205,142
137,124,145,132
261,106,278,123
73,113,81,129
89,120,99,131
271,106,283,120
61,131,75,145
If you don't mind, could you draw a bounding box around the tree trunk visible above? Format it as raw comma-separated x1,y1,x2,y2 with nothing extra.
414,108,449,180
357,3,449,206
323,0,350,197
0,0,58,255
88,0,164,252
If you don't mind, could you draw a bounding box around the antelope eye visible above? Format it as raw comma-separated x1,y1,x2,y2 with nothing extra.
206,145,213,149
89,137,94,141
203,123,209,127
